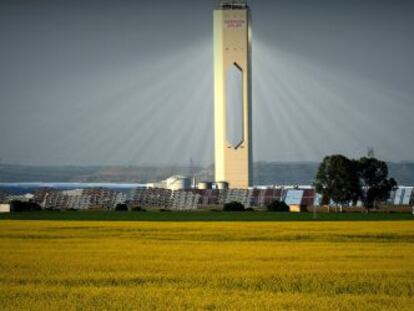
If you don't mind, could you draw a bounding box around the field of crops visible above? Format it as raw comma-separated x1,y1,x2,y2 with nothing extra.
1,221,414,310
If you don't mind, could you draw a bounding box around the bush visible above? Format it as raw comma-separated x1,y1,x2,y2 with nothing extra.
115,204,128,212
10,201,42,212
131,206,146,212
223,201,245,212
266,200,290,212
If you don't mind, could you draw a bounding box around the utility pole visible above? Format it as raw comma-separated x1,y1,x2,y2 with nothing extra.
367,147,375,158
189,158,196,189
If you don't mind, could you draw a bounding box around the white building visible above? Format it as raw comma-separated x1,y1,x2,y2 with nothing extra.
0,204,10,213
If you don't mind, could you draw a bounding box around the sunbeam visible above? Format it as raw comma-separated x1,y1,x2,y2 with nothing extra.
0,0,413,166
252,37,414,162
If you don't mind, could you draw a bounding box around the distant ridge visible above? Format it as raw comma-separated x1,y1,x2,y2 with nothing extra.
1,162,413,185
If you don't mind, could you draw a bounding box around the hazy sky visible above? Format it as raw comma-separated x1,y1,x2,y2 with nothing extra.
0,0,413,166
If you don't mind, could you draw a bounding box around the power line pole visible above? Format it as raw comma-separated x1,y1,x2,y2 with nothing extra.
367,147,375,158
189,158,196,189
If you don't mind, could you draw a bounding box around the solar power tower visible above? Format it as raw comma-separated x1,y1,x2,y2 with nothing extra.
214,0,252,189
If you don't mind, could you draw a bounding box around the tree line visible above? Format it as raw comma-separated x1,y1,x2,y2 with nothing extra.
314,155,397,209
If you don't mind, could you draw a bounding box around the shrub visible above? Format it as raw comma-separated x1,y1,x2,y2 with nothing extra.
266,200,290,212
131,206,146,212
115,204,128,212
223,201,245,212
10,201,42,212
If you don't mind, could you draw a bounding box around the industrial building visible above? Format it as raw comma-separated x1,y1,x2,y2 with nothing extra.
214,0,253,189
147,175,193,191
0,204,10,213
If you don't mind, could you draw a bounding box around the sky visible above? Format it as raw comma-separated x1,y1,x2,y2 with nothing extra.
0,0,413,166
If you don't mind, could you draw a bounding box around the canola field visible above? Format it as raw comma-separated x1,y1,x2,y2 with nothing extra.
0,220,413,310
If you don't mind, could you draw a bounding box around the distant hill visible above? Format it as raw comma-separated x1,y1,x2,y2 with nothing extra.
253,162,319,185
0,164,206,184
0,162,413,185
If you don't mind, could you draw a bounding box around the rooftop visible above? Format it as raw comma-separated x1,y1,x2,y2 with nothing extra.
216,0,248,10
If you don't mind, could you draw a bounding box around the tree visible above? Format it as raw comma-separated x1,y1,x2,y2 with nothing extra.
115,203,128,212
131,206,146,212
314,155,360,206
266,200,290,212
223,201,245,211
357,157,397,210
10,201,42,212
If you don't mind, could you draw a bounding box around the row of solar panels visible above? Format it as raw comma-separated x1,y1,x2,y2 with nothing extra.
179,186,414,207
391,187,414,205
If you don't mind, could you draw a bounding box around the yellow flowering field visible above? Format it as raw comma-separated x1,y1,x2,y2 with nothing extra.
0,220,413,310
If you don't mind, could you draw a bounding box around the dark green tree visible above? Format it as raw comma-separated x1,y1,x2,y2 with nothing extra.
223,201,245,211
115,203,128,212
266,200,290,212
314,155,360,206
10,201,42,212
357,157,397,209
